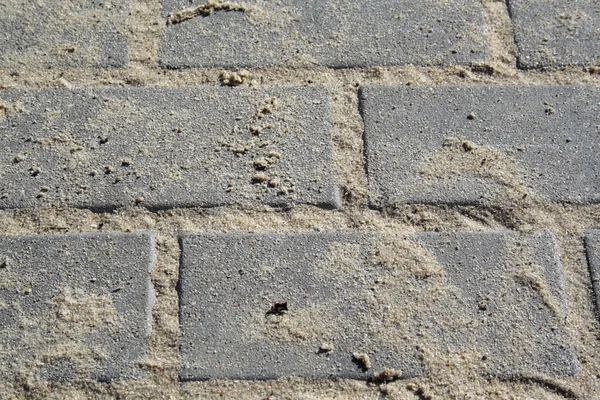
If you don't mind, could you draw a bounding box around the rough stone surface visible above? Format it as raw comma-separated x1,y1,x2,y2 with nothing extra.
178,231,576,380
361,85,600,207
507,0,600,69
0,0,129,69
158,0,488,68
0,232,154,381
585,230,600,322
0,87,339,211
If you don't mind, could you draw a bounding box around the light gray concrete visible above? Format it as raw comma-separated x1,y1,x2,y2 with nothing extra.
0,1,129,69
178,231,577,380
0,232,154,381
360,85,600,208
159,0,488,68
508,0,600,69
0,87,340,211
585,230,600,323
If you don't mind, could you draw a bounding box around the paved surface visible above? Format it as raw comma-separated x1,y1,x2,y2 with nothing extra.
178,231,576,380
585,230,600,322
0,232,154,381
0,1,129,69
508,0,600,69
0,87,339,211
159,0,488,68
0,0,599,394
361,85,600,208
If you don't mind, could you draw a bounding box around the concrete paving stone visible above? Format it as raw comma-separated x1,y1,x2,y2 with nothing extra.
0,232,155,381
178,231,577,380
158,0,488,69
585,230,600,322
0,0,129,69
0,87,340,211
507,0,600,69
360,85,600,208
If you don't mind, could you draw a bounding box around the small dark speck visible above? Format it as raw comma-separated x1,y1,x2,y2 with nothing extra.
267,302,288,315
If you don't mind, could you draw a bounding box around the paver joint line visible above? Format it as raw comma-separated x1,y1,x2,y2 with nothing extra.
585,230,600,323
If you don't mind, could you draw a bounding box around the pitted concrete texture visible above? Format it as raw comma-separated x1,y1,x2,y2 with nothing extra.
0,87,340,211
507,0,600,69
178,231,576,381
158,0,488,68
585,230,600,323
0,232,154,381
0,0,129,69
361,85,600,208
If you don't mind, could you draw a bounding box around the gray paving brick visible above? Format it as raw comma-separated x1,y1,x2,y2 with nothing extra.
0,232,154,381
0,87,339,211
0,1,129,69
585,230,600,322
507,0,600,69
178,231,576,380
158,0,488,69
361,85,600,208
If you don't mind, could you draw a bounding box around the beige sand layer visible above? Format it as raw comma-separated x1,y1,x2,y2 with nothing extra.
0,0,599,398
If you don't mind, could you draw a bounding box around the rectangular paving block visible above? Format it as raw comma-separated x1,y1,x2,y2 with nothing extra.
0,87,339,211
0,232,154,381
178,231,577,380
360,85,600,207
585,230,600,321
0,0,129,69
507,0,600,69
158,0,488,68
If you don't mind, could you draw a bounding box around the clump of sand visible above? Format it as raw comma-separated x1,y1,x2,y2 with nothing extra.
166,0,253,26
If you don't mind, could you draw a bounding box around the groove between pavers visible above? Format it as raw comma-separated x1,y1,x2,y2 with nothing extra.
0,232,155,382
361,85,600,208
585,230,600,323
178,231,577,381
0,87,340,211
